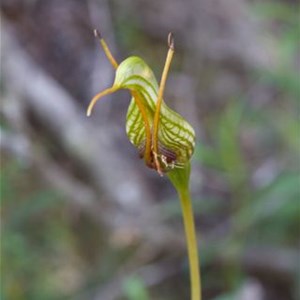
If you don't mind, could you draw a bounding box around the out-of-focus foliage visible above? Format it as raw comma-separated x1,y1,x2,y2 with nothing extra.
123,276,150,300
1,0,299,300
1,159,68,300
1,158,141,300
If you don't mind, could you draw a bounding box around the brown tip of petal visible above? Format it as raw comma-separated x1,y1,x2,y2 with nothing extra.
168,32,174,50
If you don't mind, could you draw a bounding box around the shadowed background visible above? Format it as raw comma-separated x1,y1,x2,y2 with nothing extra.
1,0,299,299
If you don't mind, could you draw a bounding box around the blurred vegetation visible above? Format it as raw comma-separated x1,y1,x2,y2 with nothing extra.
1,0,299,300
1,158,67,300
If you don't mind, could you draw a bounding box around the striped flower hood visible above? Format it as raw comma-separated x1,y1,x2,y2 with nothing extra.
114,56,195,173
87,54,195,176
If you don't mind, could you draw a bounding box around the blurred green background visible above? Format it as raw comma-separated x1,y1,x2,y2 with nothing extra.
1,0,299,299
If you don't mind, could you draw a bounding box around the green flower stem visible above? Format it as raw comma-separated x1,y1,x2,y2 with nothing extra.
178,187,201,300
168,164,202,300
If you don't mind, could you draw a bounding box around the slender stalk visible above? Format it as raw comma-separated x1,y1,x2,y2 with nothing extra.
152,33,174,174
87,86,119,116
178,188,202,300
94,29,118,69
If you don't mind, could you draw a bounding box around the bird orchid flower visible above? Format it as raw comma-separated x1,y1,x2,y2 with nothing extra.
87,30,202,300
